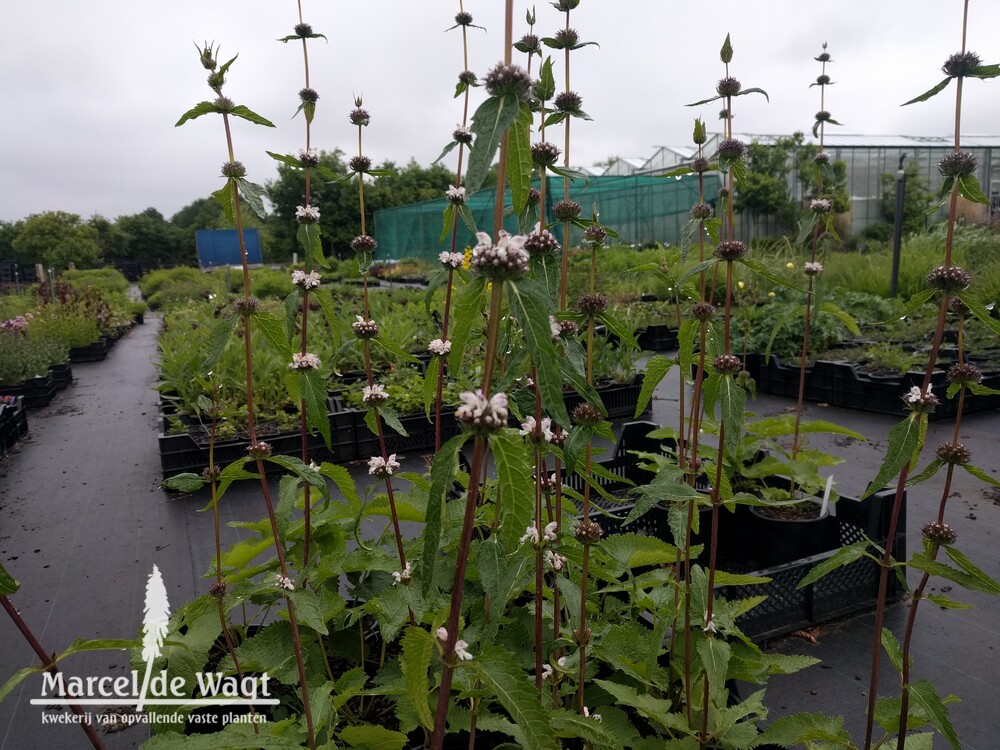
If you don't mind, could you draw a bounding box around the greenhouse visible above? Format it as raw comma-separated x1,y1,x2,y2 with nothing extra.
373,172,720,261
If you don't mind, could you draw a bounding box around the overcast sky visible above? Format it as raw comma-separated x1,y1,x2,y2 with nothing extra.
2,0,998,224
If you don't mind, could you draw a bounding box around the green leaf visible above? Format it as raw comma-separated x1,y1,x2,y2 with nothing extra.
601,534,681,574
251,311,292,362
339,725,409,750
902,77,952,106
296,223,327,268
941,545,1000,594
797,539,871,588
236,178,268,220
370,335,420,365
376,404,409,438
956,291,1000,338
0,666,35,703
908,457,943,486
551,709,625,750
908,679,961,750
720,33,733,63
422,356,440,420
961,462,1000,487
737,86,769,101
265,150,301,168
506,279,570,426
739,257,807,293
400,626,436,730
536,57,556,101
0,562,19,595
448,277,488,373
318,462,361,510
635,356,672,418
298,368,332,449
559,358,605,416
466,94,522,194
439,202,457,243
625,467,701,527
596,311,639,349
212,182,236,226
420,434,466,594
697,638,731,696
491,428,535,551
507,101,534,219
717,373,746,460
909,551,1000,595
957,174,989,204
162,473,206,493
881,627,906,674
228,104,275,128
925,593,972,609
174,101,217,127
676,258,720,288
885,289,936,324
475,648,558,750
758,712,852,746
863,416,922,499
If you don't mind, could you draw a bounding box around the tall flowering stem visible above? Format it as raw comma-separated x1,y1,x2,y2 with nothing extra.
175,47,315,748
865,3,997,746
349,104,413,616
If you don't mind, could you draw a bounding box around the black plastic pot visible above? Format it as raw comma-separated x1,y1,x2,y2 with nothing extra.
48,362,73,390
0,373,56,409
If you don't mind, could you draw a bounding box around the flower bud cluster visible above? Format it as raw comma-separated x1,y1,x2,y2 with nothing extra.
368,453,401,478
428,338,451,356
524,227,561,257
296,205,321,224
352,316,379,339
714,240,747,261
456,389,509,431
470,231,529,278
926,265,972,292
288,352,321,370
902,386,939,414
291,270,321,290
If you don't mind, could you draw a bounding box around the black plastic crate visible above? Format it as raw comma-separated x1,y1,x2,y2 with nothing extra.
48,362,73,390
0,399,29,459
0,374,57,409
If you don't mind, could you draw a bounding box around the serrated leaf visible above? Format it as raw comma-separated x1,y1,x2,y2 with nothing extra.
319,462,361,510
0,562,19,595
697,637,731,696
881,627,906,674
507,101,534,219
677,258,720,288
537,57,556,101
635,355,672,418
466,94,521,194
229,105,275,128
420,434,466,595
477,536,529,644
475,648,558,750
797,539,872,588
400,627,436,730
956,292,1000,338
957,174,989,204
448,276,488,373
212,182,236,225
961,462,1000,487
925,593,972,609
717,373,746,460
601,534,681,574
863,416,922,499
266,150,302,168
551,709,625,750
174,101,217,127
0,667,35,704
162,473,206,493
596,311,639,350
296,223,327,268
298,368,331,449
422,356,440,420
506,279,569,426
491,429,534,551
909,679,961,750
339,725,409,750
758,712,851,745
236,178,268,220
941,545,1000,594
902,77,952,106
251,311,292,362
375,404,409,438
909,551,1000,595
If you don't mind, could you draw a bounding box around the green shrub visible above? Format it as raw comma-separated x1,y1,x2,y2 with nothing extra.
61,268,129,296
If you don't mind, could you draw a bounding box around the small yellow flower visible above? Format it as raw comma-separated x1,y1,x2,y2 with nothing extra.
462,246,473,271
785,261,796,269
737,281,745,290
768,291,776,298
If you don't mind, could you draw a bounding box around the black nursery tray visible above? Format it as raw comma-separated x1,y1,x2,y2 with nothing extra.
0,398,29,459
567,421,906,642
744,353,1000,420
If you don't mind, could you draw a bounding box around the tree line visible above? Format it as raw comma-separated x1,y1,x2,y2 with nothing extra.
0,152,454,271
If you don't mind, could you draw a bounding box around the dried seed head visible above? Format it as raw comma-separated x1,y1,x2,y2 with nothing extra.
716,76,742,96
209,580,227,598
556,27,580,48
234,297,260,317
294,23,313,37
524,228,561,256
942,51,982,77
573,520,604,545
349,107,371,127
531,141,561,168
454,11,473,25
921,521,958,546
814,151,831,164
298,148,320,167
926,265,972,292
938,151,978,178
691,302,716,321
299,87,319,103
554,90,583,113
552,199,582,222
247,441,272,459
351,234,378,255
458,70,478,86
692,157,711,173
573,403,603,425
714,240,747,261
577,292,609,315
518,33,541,55
815,51,831,63
583,224,608,246
718,138,746,160
201,465,221,483
483,62,532,98
935,442,971,465
948,296,969,316
947,362,982,386
689,203,713,220
349,155,372,174
352,316,380,339
815,110,832,122
452,125,472,145
221,161,246,178
816,74,831,85
713,354,743,375
528,188,541,205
